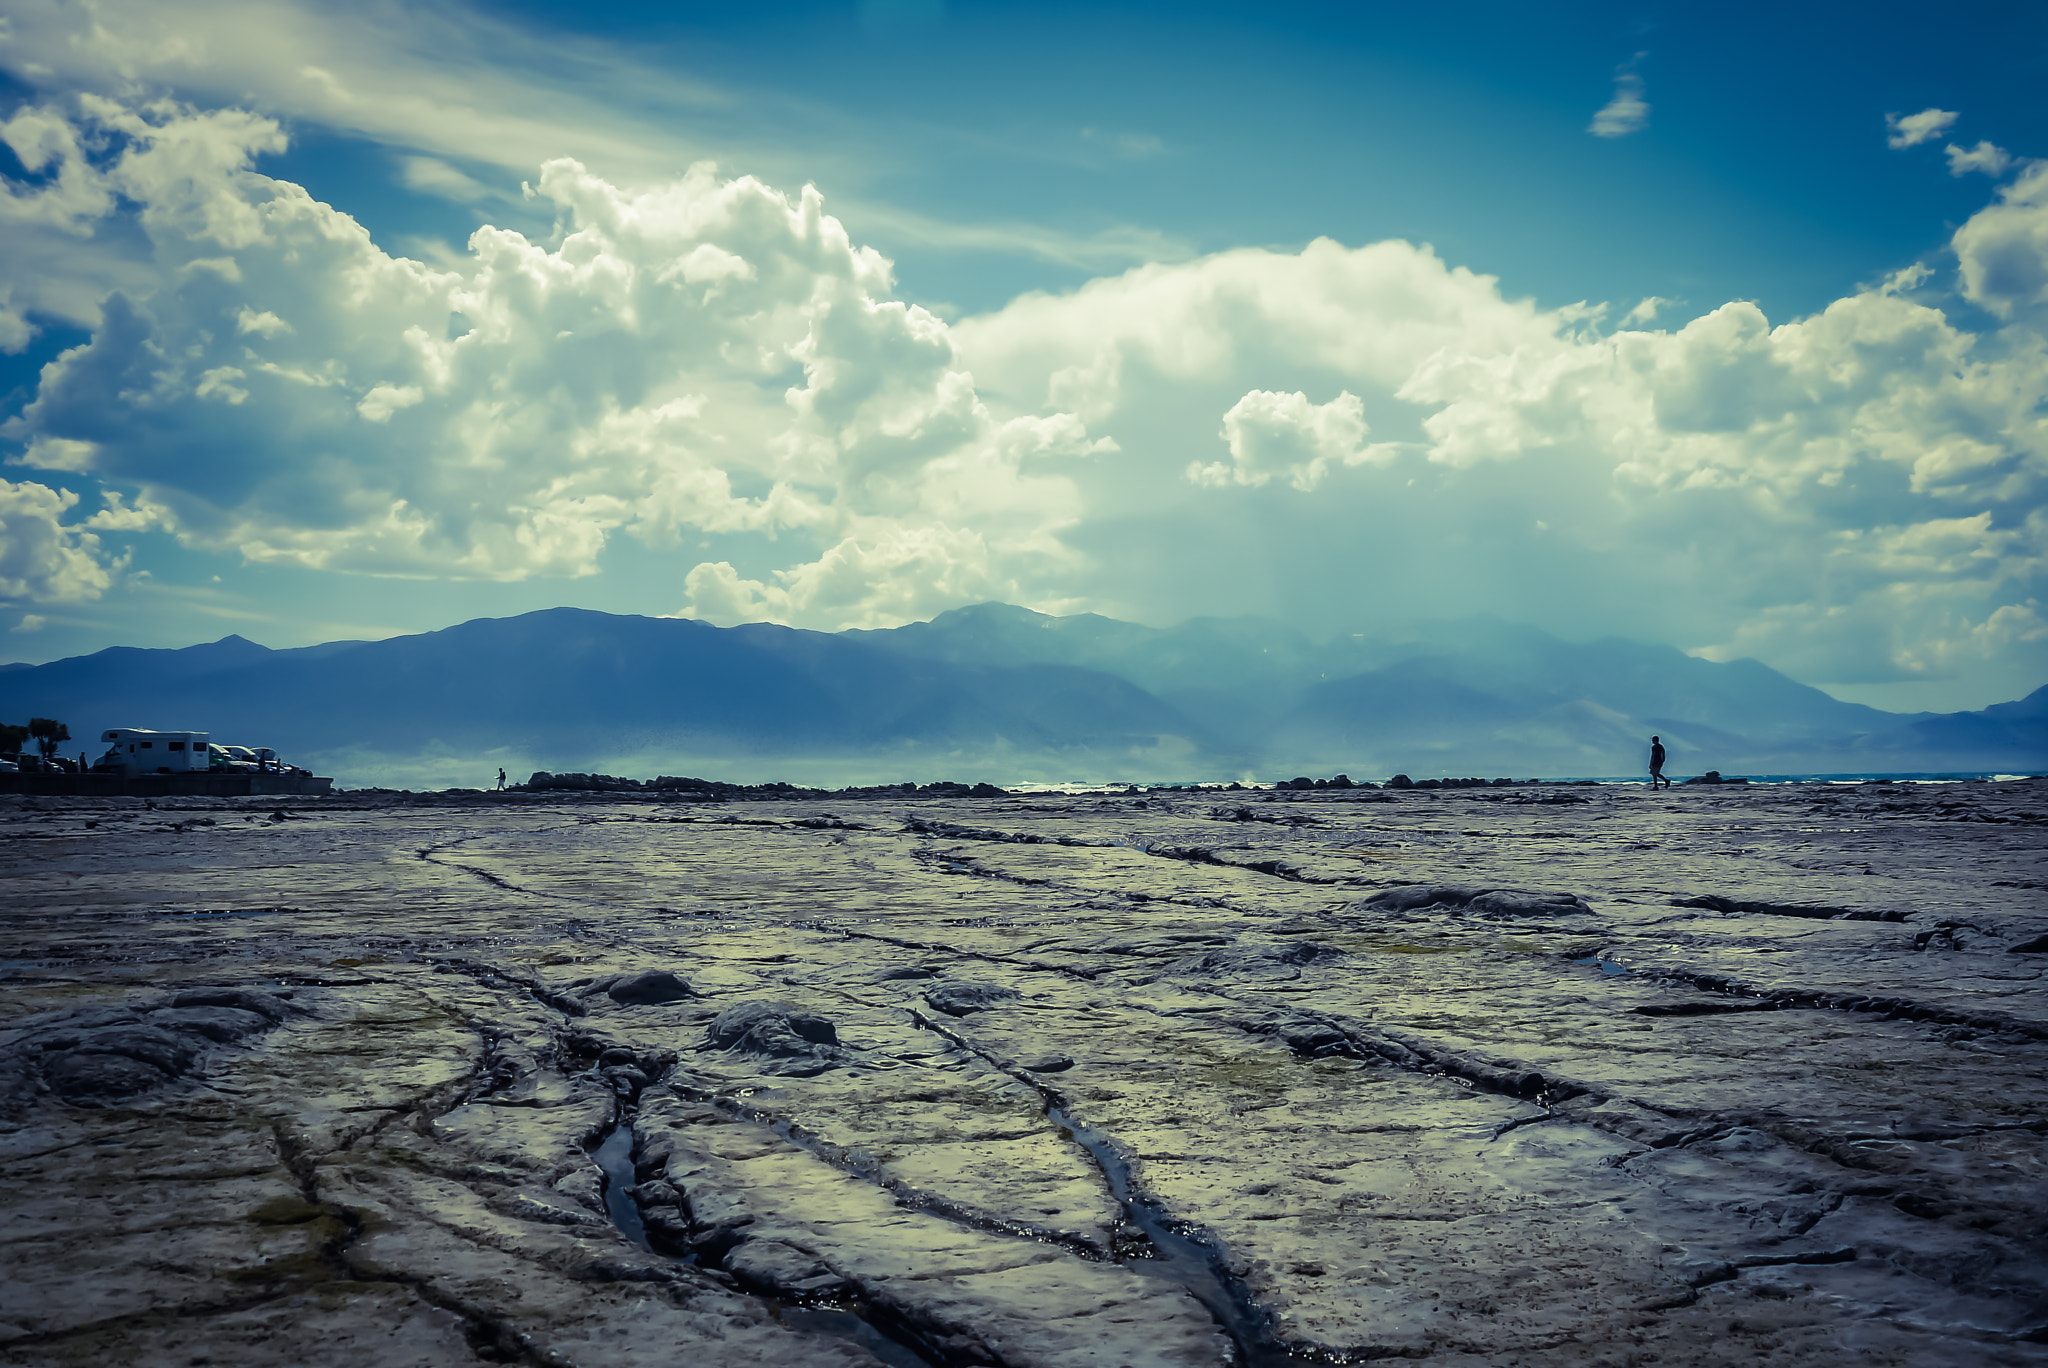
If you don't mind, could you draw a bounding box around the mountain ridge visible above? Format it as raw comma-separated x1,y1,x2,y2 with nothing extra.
0,603,2037,788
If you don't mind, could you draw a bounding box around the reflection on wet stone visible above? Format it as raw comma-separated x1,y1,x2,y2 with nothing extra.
1,778,2046,1365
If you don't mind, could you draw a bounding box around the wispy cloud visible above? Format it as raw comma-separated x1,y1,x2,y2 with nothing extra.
1946,140,2013,178
1588,57,1649,139
1081,128,1166,160
1886,107,1958,149
846,200,1194,272
397,155,499,204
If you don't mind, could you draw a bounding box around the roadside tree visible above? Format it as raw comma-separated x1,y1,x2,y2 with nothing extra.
28,718,70,758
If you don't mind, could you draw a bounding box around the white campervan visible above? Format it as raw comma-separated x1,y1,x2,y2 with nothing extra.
98,728,211,775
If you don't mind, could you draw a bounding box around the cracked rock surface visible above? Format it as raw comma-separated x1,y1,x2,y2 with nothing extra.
1,777,2045,1366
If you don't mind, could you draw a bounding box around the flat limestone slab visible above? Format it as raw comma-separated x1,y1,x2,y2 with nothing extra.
1,778,2044,1366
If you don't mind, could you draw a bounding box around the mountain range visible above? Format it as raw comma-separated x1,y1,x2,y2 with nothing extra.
0,603,2040,788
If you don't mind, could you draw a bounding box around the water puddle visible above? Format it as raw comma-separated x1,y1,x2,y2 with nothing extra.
588,1123,649,1248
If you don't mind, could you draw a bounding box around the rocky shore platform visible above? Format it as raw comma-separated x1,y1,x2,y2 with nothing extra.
2,778,2044,1367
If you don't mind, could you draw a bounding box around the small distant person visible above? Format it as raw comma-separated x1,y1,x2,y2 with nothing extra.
1649,735,1670,790
496,767,507,791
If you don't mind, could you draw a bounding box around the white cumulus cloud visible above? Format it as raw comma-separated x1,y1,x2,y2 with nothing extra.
1953,162,2048,317
3,79,2048,699
1192,390,1389,491
0,96,1102,629
0,480,118,604
954,172,2048,693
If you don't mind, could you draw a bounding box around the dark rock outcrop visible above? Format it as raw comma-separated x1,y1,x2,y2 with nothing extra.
1361,884,1592,917
7,988,296,1109
922,982,1022,1016
704,1001,842,1074
1171,941,1346,980
608,970,695,1006
1672,894,1903,923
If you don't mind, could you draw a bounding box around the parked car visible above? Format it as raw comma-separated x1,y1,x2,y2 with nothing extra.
208,742,307,775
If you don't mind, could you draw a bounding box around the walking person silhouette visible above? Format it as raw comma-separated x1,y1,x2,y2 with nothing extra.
1648,735,1670,790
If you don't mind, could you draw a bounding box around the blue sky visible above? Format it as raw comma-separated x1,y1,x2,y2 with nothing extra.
1,0,2045,711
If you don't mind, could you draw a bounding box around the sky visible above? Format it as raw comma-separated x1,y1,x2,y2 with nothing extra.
0,0,2045,712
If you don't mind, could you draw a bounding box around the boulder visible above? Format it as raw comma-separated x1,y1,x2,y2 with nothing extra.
705,1001,839,1056
608,970,694,1006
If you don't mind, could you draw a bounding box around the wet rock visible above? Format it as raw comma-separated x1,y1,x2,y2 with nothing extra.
705,1000,841,1064
922,982,1021,1016
168,987,295,1022
44,1049,173,1103
13,988,295,1108
1360,883,1592,917
63,1024,202,1077
628,1178,694,1246
1360,883,1482,913
552,1167,607,1212
603,1065,653,1094
1673,893,1899,921
607,969,694,1005
148,1005,272,1041
644,1097,1229,1365
724,1237,852,1298
1236,1014,1359,1059
1468,888,1593,917
1677,1257,1738,1287
500,1185,610,1227
1168,940,1346,982
7,777,2048,1366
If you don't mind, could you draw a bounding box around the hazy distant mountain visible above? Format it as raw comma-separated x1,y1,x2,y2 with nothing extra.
0,603,2038,787
0,609,1213,788
849,603,1316,735
855,604,2001,776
